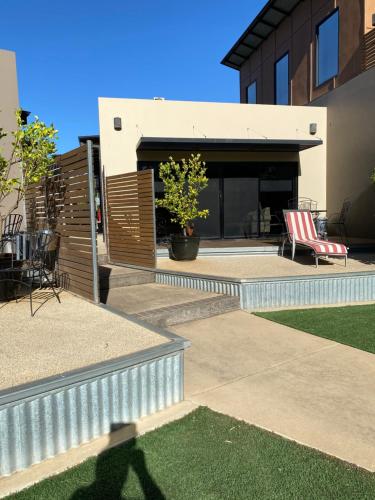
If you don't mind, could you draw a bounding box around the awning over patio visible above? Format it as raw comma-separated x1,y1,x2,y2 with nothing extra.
136,137,323,153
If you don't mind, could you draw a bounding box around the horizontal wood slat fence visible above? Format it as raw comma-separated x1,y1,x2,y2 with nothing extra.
106,170,156,268
363,29,375,71
25,144,98,301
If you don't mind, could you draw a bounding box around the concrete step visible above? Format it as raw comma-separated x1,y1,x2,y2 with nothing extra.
99,265,155,295
102,283,240,327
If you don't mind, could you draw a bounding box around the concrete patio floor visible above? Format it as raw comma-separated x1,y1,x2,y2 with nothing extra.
0,291,166,390
158,253,375,279
170,310,375,471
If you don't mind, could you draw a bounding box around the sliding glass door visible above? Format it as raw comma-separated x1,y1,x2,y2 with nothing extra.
223,178,258,238
140,161,297,240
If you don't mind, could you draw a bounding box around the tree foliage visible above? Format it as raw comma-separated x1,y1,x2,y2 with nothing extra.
0,109,58,224
155,154,209,234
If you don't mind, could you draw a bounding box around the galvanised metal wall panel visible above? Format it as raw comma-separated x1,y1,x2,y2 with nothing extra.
155,272,240,297
0,351,183,477
240,273,375,310
157,270,375,311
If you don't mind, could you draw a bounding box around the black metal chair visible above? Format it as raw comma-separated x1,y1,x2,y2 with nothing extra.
0,231,60,316
23,231,61,313
327,199,351,245
0,214,23,266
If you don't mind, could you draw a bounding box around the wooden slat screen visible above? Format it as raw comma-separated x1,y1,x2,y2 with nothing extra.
106,170,156,268
363,29,375,71
25,145,96,301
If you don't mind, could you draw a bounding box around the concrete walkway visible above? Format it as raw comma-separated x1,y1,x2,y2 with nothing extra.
170,311,375,471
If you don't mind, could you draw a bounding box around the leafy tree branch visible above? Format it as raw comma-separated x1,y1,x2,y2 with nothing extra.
0,109,58,226
156,154,209,235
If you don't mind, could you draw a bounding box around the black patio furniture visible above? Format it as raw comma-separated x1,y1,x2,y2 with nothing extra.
0,230,60,316
0,214,23,267
327,199,351,245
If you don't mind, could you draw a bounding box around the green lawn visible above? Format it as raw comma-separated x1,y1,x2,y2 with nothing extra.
256,304,375,354
9,407,375,500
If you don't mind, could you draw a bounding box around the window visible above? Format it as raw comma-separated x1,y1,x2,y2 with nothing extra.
275,53,289,105
316,10,339,86
247,81,257,104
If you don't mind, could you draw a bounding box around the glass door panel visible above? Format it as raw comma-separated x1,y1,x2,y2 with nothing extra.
195,177,221,238
223,178,258,238
259,179,294,235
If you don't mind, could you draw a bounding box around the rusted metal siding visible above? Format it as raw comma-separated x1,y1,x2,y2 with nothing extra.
240,0,366,105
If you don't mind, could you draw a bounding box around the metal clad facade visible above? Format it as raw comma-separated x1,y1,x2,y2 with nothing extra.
0,351,183,476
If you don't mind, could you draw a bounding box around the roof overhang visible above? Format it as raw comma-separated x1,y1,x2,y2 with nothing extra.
136,137,322,153
222,0,302,70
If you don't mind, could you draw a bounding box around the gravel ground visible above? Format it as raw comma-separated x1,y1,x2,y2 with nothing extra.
0,291,166,390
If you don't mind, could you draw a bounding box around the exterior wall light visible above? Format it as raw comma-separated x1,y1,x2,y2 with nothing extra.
372,13,375,27
309,123,317,135
114,117,122,131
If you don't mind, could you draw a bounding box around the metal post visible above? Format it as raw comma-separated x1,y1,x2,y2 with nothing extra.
87,140,100,303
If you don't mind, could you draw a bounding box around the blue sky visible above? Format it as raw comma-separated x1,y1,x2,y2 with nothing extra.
2,0,267,152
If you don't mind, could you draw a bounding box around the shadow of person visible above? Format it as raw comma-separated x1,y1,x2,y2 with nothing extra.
71,423,165,500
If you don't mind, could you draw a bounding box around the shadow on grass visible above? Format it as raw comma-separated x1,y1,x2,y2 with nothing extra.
70,423,165,500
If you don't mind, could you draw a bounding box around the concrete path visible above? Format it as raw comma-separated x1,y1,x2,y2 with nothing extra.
170,311,375,471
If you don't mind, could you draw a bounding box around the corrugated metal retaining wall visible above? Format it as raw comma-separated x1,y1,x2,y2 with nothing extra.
155,270,375,311
0,349,184,476
240,272,375,310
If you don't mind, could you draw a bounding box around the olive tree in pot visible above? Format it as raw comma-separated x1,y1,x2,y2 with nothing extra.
156,154,209,260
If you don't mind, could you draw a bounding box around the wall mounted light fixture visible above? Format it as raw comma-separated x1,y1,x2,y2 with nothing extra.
372,13,375,27
309,123,317,135
114,117,122,131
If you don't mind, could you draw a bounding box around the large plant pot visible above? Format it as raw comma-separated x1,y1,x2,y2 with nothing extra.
0,255,23,301
170,235,200,261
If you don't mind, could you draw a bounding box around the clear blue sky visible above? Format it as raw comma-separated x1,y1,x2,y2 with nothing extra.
2,0,267,152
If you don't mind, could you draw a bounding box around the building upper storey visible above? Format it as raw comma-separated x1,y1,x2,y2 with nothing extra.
222,0,375,105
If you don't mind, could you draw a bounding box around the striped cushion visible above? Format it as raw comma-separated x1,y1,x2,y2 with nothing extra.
285,210,347,256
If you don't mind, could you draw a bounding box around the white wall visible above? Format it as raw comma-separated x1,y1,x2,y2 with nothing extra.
0,49,21,221
312,66,375,238
99,98,327,209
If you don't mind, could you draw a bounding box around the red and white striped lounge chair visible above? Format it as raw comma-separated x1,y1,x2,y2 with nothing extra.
282,209,348,267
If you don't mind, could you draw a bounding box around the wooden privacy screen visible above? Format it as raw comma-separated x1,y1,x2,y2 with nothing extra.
363,29,375,72
106,170,156,268
25,144,97,301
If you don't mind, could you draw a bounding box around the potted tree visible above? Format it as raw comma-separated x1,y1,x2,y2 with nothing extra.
0,110,57,295
156,154,209,260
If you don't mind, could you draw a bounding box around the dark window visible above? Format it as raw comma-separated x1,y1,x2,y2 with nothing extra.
247,81,257,104
275,54,289,105
316,10,339,86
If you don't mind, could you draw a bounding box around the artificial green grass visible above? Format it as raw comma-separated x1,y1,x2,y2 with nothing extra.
8,407,375,500
256,304,375,354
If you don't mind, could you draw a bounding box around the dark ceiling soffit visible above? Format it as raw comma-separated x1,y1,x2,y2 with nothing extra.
136,137,323,153
221,0,302,70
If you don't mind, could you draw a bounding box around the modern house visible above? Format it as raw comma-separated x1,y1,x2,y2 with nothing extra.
97,0,375,243
222,0,375,239
99,99,325,240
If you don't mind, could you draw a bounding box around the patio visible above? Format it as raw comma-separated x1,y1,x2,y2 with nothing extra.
157,253,375,279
